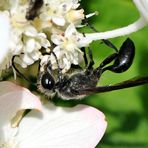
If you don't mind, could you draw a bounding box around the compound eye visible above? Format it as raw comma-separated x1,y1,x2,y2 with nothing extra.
41,73,55,90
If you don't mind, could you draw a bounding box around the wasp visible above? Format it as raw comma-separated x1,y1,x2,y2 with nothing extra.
37,38,148,100
12,38,148,100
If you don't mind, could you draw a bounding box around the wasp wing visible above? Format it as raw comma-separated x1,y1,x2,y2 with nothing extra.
79,76,148,95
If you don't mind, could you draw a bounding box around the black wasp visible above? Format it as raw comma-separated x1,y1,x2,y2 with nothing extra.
37,38,148,100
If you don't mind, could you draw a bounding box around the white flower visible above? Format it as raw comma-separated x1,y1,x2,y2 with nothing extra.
0,81,107,148
39,0,66,26
84,0,148,41
0,11,10,75
0,1,50,73
39,0,83,27
66,8,84,25
50,24,90,72
13,26,50,68
9,24,50,67
0,0,86,74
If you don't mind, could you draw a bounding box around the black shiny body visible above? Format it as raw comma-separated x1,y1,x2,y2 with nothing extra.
38,38,148,100
102,38,135,73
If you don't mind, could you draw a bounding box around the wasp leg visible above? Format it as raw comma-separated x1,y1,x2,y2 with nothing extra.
81,47,88,67
41,51,63,82
81,46,94,70
95,52,117,75
83,15,118,52
87,46,95,70
50,51,63,82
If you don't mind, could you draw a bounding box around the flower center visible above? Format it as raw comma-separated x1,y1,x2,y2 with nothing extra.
62,37,76,51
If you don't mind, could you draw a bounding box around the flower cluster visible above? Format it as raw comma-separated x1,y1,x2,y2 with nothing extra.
0,0,91,74
0,0,147,75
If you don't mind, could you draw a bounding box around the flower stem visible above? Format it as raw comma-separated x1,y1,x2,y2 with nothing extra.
85,17,147,42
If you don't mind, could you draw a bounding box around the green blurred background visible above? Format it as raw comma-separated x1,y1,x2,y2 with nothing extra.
3,0,148,148
80,0,148,147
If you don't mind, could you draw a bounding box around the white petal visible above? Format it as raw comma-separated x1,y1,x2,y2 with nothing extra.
53,46,63,58
30,51,41,61
0,12,10,65
71,0,80,9
52,16,65,26
38,35,51,48
0,81,42,125
63,57,71,70
86,12,98,19
40,55,50,66
14,57,28,68
24,26,37,37
65,23,76,37
25,39,36,53
21,54,34,65
17,103,107,148
51,34,64,45
60,1,72,12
